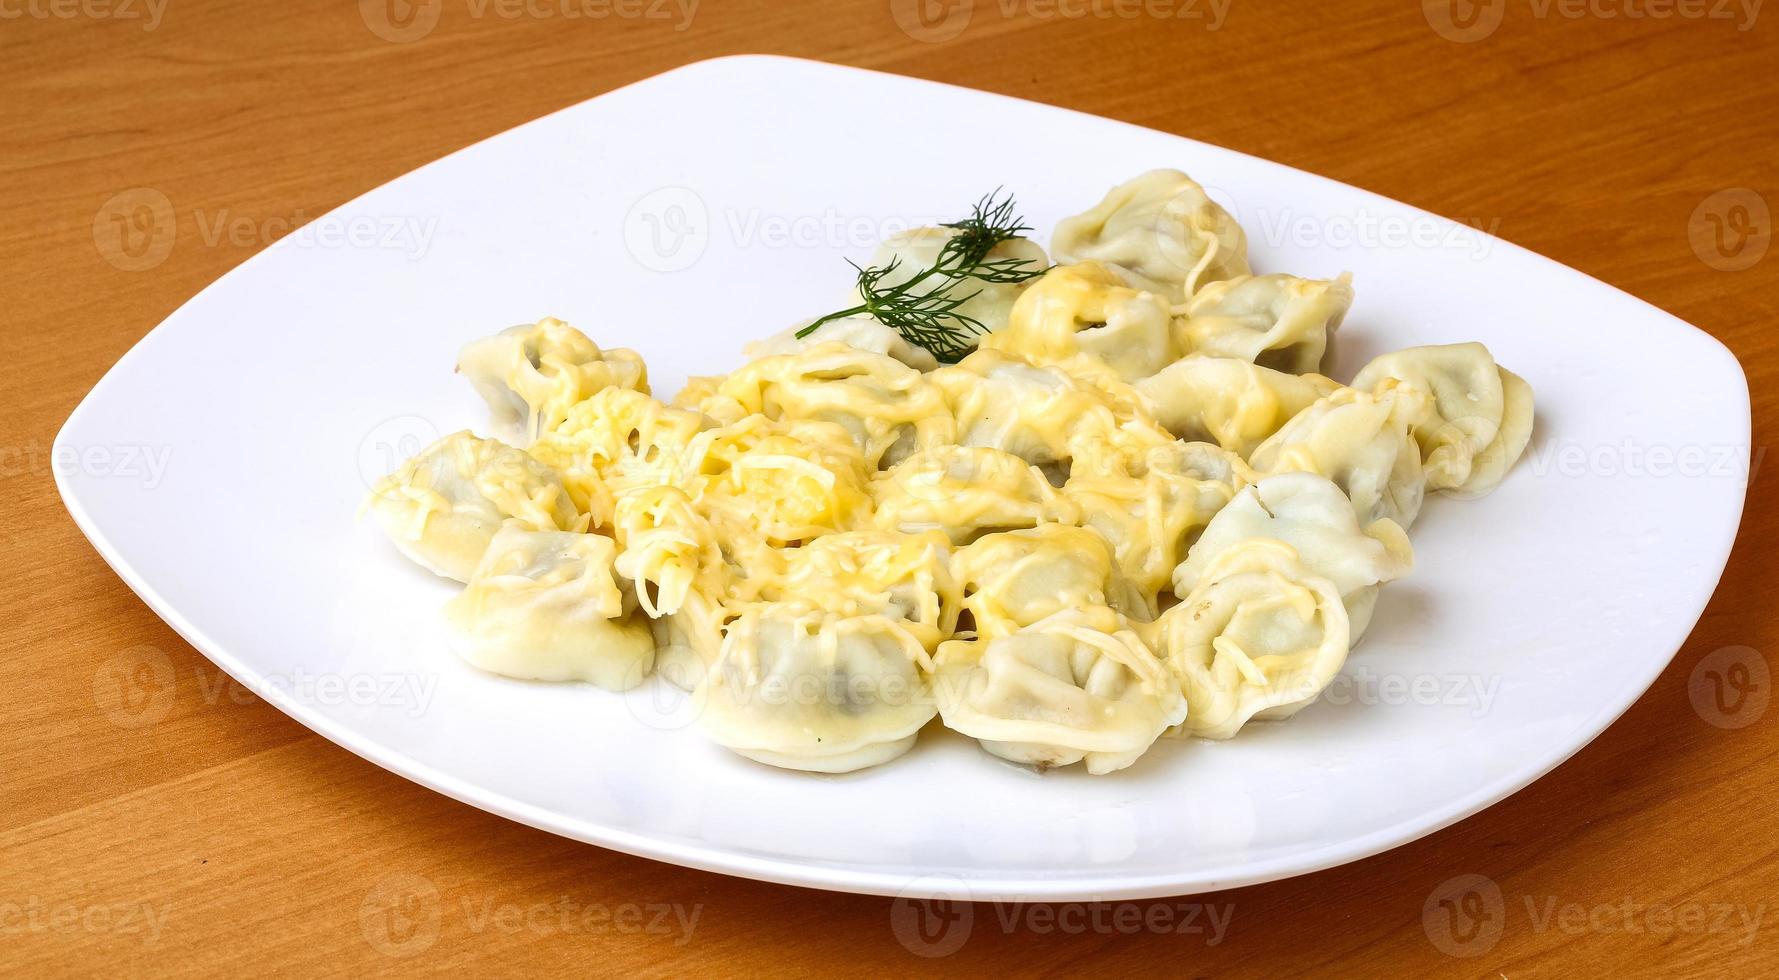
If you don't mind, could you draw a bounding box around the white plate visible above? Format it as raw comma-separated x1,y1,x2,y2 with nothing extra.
58,55,1749,901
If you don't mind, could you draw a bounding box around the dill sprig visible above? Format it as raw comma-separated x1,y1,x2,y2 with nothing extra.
797,191,1046,363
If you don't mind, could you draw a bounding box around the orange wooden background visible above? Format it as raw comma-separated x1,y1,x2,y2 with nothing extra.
2,0,1774,975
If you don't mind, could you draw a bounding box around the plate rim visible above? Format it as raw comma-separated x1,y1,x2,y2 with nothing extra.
56,53,1753,901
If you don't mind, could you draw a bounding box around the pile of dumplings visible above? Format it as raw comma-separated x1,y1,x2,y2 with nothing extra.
365,169,1535,775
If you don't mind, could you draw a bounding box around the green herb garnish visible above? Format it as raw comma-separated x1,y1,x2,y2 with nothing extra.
797,191,1046,363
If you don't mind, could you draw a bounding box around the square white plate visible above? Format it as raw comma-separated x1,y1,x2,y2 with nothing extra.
58,55,1749,901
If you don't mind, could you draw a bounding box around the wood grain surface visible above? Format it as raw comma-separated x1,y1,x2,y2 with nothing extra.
2,0,1774,975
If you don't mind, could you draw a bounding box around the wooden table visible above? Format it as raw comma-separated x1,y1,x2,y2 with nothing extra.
4,0,1773,974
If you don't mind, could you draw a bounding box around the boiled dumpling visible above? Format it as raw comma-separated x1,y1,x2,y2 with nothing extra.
1177,273,1354,375
871,445,1078,544
982,263,1181,381
1136,356,1340,459
528,386,708,520
456,317,648,442
1063,441,1252,606
1173,472,1412,643
934,606,1187,774
1052,169,1250,303
1248,381,1432,527
934,349,1135,479
366,431,584,582
443,523,655,690
767,531,960,648
685,415,874,546
687,343,953,470
696,603,936,773
745,314,940,372
952,525,1143,638
1148,539,1350,739
1350,342,1535,498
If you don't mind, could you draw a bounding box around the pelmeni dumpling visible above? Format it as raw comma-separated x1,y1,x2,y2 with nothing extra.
650,587,731,691
1064,441,1252,605
366,431,584,582
608,485,722,618
934,606,1186,774
982,263,1182,381
696,603,936,773
1136,356,1340,459
1248,381,1432,528
851,225,1050,344
952,525,1141,639
1052,169,1250,304
744,314,940,372
689,344,953,470
935,349,1135,480
443,523,655,690
1177,274,1354,375
528,387,708,520
1148,539,1350,739
1173,472,1413,643
767,530,960,649
456,318,648,442
1350,343,1535,498
871,445,1079,543
686,415,873,546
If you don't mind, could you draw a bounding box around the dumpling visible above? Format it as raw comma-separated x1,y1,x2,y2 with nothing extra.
1248,381,1432,527
684,415,873,546
528,386,708,518
1062,440,1252,606
1147,539,1350,739
744,314,939,372
933,606,1187,774
768,531,960,649
443,523,655,691
1136,356,1339,459
850,225,1050,346
952,525,1145,638
1176,273,1354,375
982,263,1181,381
1350,343,1535,498
1173,472,1413,643
686,344,953,469
871,445,1079,544
1052,169,1250,303
696,603,936,773
366,431,584,582
456,318,648,442
934,349,1134,479
649,587,731,691
608,485,722,618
